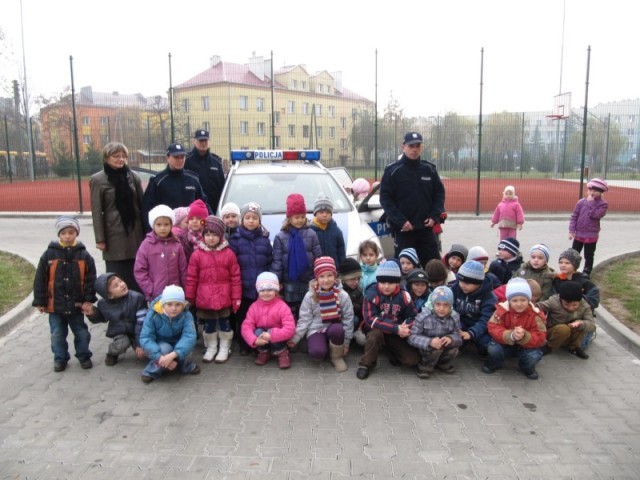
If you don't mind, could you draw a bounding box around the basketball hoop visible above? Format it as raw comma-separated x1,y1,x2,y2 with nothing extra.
547,92,571,120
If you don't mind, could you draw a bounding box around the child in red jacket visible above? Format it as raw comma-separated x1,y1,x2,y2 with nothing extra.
185,215,241,364
483,278,546,380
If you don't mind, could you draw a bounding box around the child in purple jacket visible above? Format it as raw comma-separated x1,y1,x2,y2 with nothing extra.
134,205,188,302
569,178,609,276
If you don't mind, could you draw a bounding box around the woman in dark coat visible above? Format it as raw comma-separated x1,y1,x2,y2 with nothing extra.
90,142,145,291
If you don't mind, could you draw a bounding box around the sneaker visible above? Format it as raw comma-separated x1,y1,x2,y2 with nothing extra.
276,349,291,369
53,361,67,372
80,359,93,369
356,366,369,380
190,365,201,375
105,354,118,366
141,375,153,384
569,348,589,360
416,369,430,379
481,364,496,374
524,369,539,380
255,350,270,366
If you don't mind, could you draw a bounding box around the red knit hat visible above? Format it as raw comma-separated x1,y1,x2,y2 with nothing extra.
314,256,337,279
188,199,209,221
286,193,307,217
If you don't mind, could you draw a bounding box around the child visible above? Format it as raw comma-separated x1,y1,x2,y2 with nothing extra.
537,281,596,359
494,278,542,304
551,248,600,311
85,273,148,366
359,240,381,292
185,215,241,363
356,261,419,380
139,285,200,383
425,259,448,290
488,237,523,286
180,199,209,261
569,178,609,277
220,202,241,239
289,257,354,372
33,216,97,372
468,245,501,289
408,286,462,378
172,206,190,237
406,269,430,312
338,257,364,345
351,177,371,203
513,244,555,301
241,272,296,369
491,185,525,240
134,205,187,302
310,196,346,267
451,260,497,355
271,193,322,319
399,247,420,281
483,278,546,379
443,244,468,284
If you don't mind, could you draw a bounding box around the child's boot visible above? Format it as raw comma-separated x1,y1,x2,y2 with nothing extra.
275,348,291,369
215,331,234,364
329,342,348,372
202,332,218,363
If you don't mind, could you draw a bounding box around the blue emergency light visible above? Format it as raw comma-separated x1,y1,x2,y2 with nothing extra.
230,149,321,162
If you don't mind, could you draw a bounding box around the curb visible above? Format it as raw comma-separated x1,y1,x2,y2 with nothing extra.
0,293,36,338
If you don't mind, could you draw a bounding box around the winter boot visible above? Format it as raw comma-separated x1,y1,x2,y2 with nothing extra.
329,342,348,372
275,349,291,369
202,332,218,363
215,331,234,364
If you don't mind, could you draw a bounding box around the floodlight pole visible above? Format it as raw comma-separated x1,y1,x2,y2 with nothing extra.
374,49,378,181
168,53,175,143
475,48,484,217
578,46,591,199
69,55,83,213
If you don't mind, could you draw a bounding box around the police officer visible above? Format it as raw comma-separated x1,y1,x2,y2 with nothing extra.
379,132,445,267
185,129,225,213
142,143,209,230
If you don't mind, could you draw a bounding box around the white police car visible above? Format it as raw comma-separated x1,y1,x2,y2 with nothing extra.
219,150,383,258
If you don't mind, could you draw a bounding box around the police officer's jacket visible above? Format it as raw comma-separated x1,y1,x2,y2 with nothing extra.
185,148,225,213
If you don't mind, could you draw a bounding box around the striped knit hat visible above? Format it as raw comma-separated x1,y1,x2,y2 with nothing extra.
314,256,337,279
376,260,402,283
399,248,420,268
497,237,520,257
529,244,550,263
256,272,280,292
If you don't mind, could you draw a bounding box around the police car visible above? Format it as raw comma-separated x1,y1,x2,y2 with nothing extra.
219,149,383,258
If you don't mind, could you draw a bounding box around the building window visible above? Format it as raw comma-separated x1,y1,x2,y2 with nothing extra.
340,138,347,149
302,103,309,115
274,136,280,148
291,79,297,89
329,127,335,138
239,96,248,110
274,111,280,125
240,121,248,135
203,121,210,132
303,125,310,138
288,101,295,114
317,83,323,93
100,116,109,126
328,106,335,118
329,148,335,160
288,125,295,137
82,116,90,126
83,135,91,145
315,104,322,116
316,126,322,138
257,122,266,136
340,117,347,129
182,99,190,113
301,81,307,90
257,97,265,112
202,96,210,111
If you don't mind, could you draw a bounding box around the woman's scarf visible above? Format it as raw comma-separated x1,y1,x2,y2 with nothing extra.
316,283,341,323
104,162,136,234
287,227,309,282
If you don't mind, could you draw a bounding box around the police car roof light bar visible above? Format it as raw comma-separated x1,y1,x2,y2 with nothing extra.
230,150,321,162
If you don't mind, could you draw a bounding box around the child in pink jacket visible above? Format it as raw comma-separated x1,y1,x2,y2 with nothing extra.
491,185,525,240
241,272,296,369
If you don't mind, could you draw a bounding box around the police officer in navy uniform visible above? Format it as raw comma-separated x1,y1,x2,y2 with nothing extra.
185,129,225,213
379,132,445,267
142,143,209,230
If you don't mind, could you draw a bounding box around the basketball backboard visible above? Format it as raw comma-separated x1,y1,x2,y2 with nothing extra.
549,92,571,120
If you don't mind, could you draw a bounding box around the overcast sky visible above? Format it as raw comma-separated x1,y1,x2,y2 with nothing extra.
1,0,638,117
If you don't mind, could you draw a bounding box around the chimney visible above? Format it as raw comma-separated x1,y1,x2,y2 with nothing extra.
210,55,221,67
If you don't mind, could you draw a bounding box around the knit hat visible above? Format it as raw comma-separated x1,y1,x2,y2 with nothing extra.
161,285,185,304
173,207,189,226
256,272,280,292
504,185,515,195
148,204,175,227
457,260,485,285
425,259,448,284
286,193,307,217
313,196,334,215
406,269,428,285
240,202,262,223
559,281,583,302
429,286,454,306
559,248,582,271
55,215,80,236
376,260,402,283
587,178,608,192
188,199,209,220
506,278,532,301
498,237,520,257
446,244,469,262
338,258,361,281
202,215,226,238
314,256,337,279
399,248,420,268
529,243,550,263
351,178,370,197
221,202,241,217
468,246,489,262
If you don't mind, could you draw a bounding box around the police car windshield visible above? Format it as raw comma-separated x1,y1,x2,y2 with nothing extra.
224,172,353,214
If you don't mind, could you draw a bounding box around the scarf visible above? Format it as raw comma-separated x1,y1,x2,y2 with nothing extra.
287,227,309,282
316,284,341,323
104,163,136,234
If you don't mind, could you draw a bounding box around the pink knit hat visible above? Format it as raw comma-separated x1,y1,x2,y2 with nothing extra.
587,178,608,192
188,199,209,220
286,193,307,217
